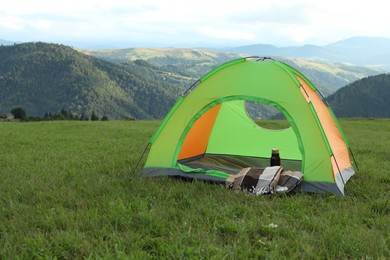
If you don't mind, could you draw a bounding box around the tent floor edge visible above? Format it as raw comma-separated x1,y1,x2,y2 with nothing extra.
140,167,227,183
295,181,344,196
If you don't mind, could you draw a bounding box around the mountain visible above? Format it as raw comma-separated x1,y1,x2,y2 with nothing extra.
326,37,390,63
226,36,390,68
84,47,383,96
0,42,192,119
327,73,390,118
226,44,289,57
288,44,343,61
1,41,386,120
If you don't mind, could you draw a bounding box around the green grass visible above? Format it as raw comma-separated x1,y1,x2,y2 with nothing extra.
0,119,389,258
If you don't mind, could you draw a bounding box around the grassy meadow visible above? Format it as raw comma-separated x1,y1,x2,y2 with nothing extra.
0,119,389,258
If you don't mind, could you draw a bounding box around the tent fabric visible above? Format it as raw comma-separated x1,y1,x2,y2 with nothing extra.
141,57,355,195
178,104,221,160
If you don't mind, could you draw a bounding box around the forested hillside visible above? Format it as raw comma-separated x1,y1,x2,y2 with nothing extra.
328,73,390,117
0,43,192,119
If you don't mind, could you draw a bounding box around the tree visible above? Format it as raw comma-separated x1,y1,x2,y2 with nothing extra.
91,110,99,121
11,107,27,120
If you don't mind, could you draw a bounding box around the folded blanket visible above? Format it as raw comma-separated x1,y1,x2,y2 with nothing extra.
253,166,283,195
275,171,303,193
226,166,283,195
227,167,303,195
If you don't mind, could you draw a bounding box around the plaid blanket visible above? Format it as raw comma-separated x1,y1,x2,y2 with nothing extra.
226,166,303,195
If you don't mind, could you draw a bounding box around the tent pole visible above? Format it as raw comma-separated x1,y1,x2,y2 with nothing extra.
333,155,346,186
182,79,200,96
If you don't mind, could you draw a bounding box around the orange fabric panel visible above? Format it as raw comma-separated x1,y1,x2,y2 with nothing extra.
178,104,221,160
295,74,352,176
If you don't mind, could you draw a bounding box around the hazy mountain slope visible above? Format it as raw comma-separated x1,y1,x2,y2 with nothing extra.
325,37,390,64
227,36,390,68
0,42,190,119
226,44,289,57
281,58,381,95
83,47,241,78
327,73,390,118
84,48,383,96
227,44,343,61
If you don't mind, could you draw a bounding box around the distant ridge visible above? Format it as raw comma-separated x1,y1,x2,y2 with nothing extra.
226,36,390,68
0,39,15,45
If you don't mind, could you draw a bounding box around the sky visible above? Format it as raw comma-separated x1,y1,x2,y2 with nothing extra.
0,0,389,48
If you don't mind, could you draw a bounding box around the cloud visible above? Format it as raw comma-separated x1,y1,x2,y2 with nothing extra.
0,16,24,30
0,0,389,46
199,28,256,41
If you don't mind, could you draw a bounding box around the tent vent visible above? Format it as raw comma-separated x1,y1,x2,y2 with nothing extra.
246,56,274,62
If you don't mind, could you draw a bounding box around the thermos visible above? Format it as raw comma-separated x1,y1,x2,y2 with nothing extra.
270,148,281,166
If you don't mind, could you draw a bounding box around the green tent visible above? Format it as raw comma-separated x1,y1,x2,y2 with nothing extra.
141,57,355,195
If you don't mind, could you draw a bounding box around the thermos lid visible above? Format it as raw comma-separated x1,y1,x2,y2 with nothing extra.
272,148,279,154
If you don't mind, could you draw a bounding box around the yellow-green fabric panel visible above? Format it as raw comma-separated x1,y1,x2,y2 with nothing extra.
143,95,196,167
206,100,302,160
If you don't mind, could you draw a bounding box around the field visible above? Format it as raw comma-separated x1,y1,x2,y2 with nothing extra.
0,119,389,258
